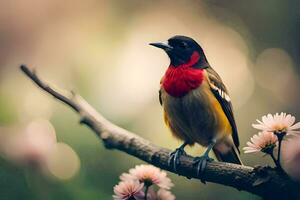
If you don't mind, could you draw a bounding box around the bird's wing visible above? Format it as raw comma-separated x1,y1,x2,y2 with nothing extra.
206,67,240,149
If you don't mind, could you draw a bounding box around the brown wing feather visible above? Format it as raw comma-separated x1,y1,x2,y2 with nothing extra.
206,67,240,150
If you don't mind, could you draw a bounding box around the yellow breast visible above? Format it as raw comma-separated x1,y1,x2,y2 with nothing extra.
205,85,232,138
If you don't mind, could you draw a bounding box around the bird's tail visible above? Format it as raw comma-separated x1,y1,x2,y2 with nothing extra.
213,141,243,165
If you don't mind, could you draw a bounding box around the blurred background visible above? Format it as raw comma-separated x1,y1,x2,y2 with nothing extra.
0,0,299,199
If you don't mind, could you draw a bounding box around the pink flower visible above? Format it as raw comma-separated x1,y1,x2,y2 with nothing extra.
113,181,144,200
120,164,174,189
147,189,175,200
3,120,56,166
280,137,300,181
243,132,278,154
252,112,300,135
156,189,175,200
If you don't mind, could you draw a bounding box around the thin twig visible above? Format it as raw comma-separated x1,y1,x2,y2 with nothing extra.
19,65,300,199
275,131,286,171
144,186,149,200
270,153,277,166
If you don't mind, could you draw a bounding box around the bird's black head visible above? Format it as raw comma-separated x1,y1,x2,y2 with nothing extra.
150,35,209,68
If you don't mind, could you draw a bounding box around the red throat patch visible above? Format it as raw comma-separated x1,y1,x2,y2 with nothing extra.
162,51,204,97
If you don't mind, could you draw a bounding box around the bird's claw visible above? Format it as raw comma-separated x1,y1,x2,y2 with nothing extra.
168,147,187,172
193,155,214,183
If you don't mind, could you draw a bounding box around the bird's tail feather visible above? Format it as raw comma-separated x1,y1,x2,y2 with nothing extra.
213,145,243,165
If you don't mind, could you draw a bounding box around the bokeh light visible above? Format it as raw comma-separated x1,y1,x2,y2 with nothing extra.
201,26,255,109
46,142,81,180
2,119,56,166
255,48,298,104
0,1,299,199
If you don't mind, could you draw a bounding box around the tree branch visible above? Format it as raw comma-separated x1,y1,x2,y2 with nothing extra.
20,65,300,199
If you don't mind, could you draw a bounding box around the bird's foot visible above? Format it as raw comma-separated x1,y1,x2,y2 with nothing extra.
168,147,187,173
193,154,214,183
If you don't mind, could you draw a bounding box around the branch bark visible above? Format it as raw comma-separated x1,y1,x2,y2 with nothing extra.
20,65,300,199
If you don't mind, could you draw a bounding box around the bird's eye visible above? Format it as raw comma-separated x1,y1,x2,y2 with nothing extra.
178,42,188,49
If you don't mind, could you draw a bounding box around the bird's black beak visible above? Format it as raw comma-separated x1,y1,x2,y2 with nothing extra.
149,42,173,51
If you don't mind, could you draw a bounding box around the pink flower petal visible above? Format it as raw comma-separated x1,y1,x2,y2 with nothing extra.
121,164,173,190
252,124,267,130
284,115,295,127
156,189,176,200
252,112,300,135
113,181,144,200
243,132,277,154
289,122,300,130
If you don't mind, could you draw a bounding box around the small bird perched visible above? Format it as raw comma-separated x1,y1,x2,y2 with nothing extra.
150,36,242,179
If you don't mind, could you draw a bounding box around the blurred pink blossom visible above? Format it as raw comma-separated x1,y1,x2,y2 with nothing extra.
113,181,144,200
280,137,300,181
252,112,300,135
148,189,175,200
3,120,56,167
243,131,278,154
120,164,174,189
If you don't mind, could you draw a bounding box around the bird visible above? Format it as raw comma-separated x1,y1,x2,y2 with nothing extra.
150,35,242,180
